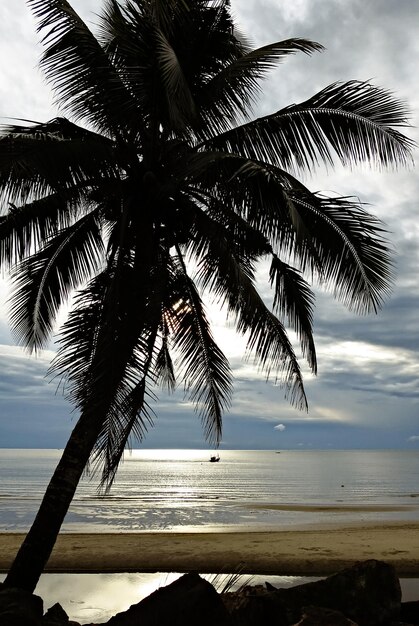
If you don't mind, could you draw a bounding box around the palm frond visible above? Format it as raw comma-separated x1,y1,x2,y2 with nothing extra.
154,26,197,128
79,246,172,486
183,209,307,408
197,38,323,132
155,334,176,392
49,263,148,413
92,251,177,482
99,0,192,136
96,379,155,491
91,260,182,489
269,256,317,373
0,193,77,269
289,193,394,313
184,197,261,296
188,191,271,264
0,118,118,205
240,288,307,409
228,272,308,409
179,150,306,253
202,80,414,172
94,327,159,491
9,210,104,352
28,0,138,134
48,270,111,403
182,149,394,317
138,0,191,34
171,248,233,445
51,261,160,484
99,0,158,130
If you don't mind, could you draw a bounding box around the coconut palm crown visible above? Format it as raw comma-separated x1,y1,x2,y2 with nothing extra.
0,0,414,592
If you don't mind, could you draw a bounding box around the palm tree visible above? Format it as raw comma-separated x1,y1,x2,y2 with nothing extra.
0,0,413,593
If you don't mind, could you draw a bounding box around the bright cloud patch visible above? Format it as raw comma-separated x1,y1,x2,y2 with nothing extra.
408,435,419,442
274,424,286,431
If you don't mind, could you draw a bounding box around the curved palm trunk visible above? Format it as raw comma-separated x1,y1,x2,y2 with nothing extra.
4,413,103,592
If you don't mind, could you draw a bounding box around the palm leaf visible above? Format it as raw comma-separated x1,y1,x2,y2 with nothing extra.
155,334,176,392
9,210,104,351
99,0,192,136
48,270,112,404
185,197,261,294
183,149,394,316
0,193,77,268
203,80,414,171
94,331,159,490
180,150,307,254
154,26,197,129
197,38,324,133
51,280,155,492
149,0,191,32
269,256,317,373
171,249,232,445
0,118,118,205
95,378,155,491
91,248,177,487
289,193,394,313
51,260,160,465
28,0,138,134
99,0,158,130
83,246,174,485
183,208,307,407
239,280,308,409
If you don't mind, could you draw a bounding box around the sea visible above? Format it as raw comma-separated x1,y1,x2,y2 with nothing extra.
1,448,419,532
1,448,418,622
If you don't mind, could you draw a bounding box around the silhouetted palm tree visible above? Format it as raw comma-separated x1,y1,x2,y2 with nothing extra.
0,0,413,592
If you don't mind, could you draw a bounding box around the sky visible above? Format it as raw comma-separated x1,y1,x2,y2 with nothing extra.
0,0,418,450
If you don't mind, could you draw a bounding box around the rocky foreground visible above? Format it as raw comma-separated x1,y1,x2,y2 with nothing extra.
1,560,419,625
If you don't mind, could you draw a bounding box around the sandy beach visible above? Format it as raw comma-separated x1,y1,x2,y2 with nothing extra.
1,522,419,577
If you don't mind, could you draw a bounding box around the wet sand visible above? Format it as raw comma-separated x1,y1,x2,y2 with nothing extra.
1,522,419,576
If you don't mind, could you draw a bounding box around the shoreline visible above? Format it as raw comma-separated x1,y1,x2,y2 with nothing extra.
1,522,419,577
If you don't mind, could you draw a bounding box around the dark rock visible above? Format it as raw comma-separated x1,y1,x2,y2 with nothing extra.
105,572,233,626
291,605,359,625
226,587,288,626
400,601,419,624
222,583,269,614
0,584,43,626
280,559,400,625
224,560,401,626
42,602,69,625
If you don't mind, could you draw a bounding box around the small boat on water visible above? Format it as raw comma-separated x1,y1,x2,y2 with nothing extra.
209,454,220,462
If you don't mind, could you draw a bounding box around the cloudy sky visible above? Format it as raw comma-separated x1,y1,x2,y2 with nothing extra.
0,0,418,450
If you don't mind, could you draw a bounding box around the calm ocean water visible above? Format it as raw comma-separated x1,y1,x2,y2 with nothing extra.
1,448,418,531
